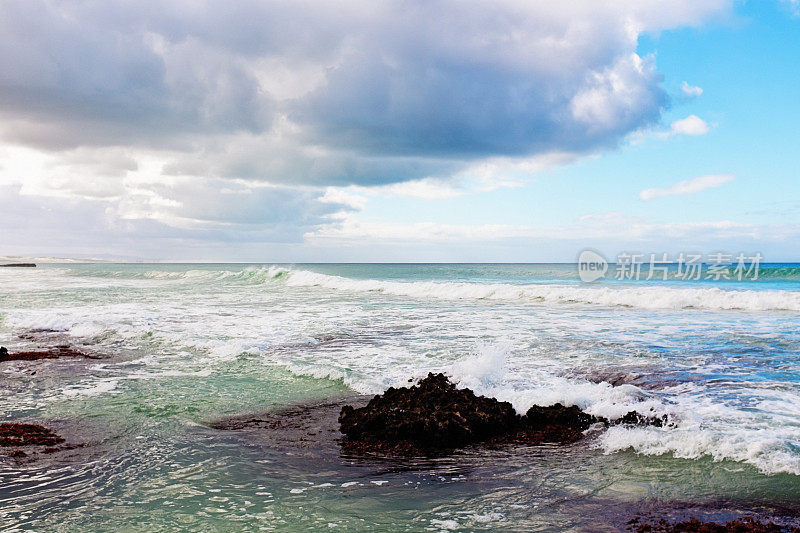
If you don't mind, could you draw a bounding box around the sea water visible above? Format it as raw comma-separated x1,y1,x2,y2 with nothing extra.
1,263,800,530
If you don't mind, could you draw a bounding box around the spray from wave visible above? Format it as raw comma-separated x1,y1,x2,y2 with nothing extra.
442,346,800,476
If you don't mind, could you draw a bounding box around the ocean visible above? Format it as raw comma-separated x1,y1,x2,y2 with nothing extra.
2,263,800,531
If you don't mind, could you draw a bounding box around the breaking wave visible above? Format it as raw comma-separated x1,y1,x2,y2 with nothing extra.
281,343,800,476
282,269,800,311
51,265,800,311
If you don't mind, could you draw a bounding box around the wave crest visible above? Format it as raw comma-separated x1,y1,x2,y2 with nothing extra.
283,269,800,311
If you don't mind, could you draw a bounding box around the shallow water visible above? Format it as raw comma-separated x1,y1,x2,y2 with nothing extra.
1,263,800,531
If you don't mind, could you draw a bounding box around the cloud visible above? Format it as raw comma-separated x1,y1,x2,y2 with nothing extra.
0,0,731,187
681,81,704,98
306,210,786,247
0,173,356,256
628,114,711,144
301,212,800,263
375,179,464,200
0,1,739,258
115,180,353,228
668,115,710,136
320,188,368,211
781,0,800,16
639,174,734,201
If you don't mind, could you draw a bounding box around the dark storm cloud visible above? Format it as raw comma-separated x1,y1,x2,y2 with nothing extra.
0,0,728,185
297,54,663,158
0,0,271,149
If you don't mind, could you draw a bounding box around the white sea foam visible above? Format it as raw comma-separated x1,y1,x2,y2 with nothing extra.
430,518,460,531
449,342,509,388
598,424,800,476
288,344,800,476
31,264,800,312
3,264,800,477
282,269,800,311
61,379,119,397
2,313,76,332
443,345,665,419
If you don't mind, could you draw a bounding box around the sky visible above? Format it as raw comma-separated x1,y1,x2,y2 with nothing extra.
0,0,798,262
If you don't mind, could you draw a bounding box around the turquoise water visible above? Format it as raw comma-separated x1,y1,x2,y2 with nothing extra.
2,263,800,531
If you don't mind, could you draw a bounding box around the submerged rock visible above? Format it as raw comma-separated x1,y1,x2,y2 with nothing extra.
339,373,669,454
0,345,96,362
0,423,65,447
629,516,798,532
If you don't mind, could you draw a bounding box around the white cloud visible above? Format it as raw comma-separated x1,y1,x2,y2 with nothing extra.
639,174,734,201
569,54,661,135
320,187,368,210
376,179,464,200
781,0,800,16
668,115,710,136
681,81,704,97
628,114,711,144
306,210,781,246
0,147,356,248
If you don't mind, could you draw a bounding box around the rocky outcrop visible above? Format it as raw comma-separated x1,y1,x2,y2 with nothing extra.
0,423,65,447
339,373,668,454
0,345,96,362
340,373,518,451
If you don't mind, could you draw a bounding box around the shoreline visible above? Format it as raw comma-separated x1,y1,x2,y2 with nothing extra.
0,263,36,268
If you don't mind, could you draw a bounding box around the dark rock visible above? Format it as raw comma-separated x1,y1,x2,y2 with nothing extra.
630,516,797,532
339,373,669,454
0,423,65,447
510,403,601,445
339,373,519,451
525,403,598,431
616,410,669,428
0,345,96,362
7,449,27,458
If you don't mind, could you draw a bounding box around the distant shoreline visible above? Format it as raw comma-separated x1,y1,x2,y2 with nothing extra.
0,263,36,268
